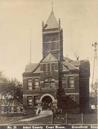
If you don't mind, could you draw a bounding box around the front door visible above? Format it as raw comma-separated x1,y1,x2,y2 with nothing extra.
42,96,52,110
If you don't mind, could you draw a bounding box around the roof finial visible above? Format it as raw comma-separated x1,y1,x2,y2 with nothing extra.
51,0,53,12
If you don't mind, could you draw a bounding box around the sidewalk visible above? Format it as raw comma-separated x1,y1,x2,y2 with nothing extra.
17,114,52,123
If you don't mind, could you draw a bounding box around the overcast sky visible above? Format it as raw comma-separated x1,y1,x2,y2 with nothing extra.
0,0,98,87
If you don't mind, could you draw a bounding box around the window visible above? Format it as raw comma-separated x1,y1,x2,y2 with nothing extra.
34,96,38,106
46,43,48,51
68,76,74,88
52,38,56,50
55,63,58,70
45,39,52,51
27,79,32,90
54,42,57,49
27,96,32,106
51,63,55,71
52,42,55,50
47,64,50,71
33,78,39,89
43,64,46,71
68,94,75,101
44,78,55,88
40,64,46,71
57,42,59,49
40,64,43,71
41,64,58,72
50,43,52,50
62,77,67,88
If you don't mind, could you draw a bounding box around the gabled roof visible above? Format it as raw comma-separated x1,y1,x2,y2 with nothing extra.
42,52,58,63
24,53,58,73
61,61,78,71
62,64,69,72
44,11,59,30
33,65,40,73
25,63,39,73
63,57,72,62
70,60,80,67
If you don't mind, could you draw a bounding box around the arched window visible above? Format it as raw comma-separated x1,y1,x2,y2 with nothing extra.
44,78,55,88
52,38,56,50
45,39,50,51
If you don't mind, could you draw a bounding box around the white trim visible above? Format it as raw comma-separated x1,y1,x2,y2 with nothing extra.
23,77,32,80
40,81,44,83
45,40,60,43
66,93,79,95
23,94,38,96
68,87,75,89
68,74,79,76
54,70,58,72
55,80,58,82
40,94,55,101
23,76,40,79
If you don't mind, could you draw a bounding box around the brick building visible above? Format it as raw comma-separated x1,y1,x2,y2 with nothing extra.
23,10,90,113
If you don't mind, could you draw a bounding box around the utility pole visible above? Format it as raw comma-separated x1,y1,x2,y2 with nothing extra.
92,42,97,84
30,29,32,63
92,42,98,112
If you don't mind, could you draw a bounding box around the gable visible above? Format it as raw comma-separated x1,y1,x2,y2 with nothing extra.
42,52,58,63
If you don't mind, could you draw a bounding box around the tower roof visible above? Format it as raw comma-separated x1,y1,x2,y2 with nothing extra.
44,11,59,30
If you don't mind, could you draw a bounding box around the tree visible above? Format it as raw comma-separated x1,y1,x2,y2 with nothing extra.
0,71,23,104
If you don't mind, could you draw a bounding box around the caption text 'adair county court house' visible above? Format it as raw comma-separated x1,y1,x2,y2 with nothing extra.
23,10,90,113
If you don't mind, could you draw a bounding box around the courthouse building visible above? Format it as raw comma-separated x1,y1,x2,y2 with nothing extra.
23,10,90,113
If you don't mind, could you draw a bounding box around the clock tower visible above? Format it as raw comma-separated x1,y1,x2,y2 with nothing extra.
42,10,63,61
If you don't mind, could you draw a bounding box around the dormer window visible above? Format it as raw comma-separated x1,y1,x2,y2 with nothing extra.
43,64,46,71
47,64,50,71
51,63,55,71
40,63,58,72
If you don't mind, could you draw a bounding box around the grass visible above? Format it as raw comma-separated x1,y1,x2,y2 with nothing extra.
0,113,97,125
0,116,23,124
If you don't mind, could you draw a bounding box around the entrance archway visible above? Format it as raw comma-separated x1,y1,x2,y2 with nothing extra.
41,96,52,110
42,96,52,104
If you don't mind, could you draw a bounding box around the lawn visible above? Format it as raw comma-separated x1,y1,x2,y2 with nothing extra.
0,113,36,124
0,113,97,125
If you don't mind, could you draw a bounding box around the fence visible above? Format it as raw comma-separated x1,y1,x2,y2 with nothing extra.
53,113,97,124
0,105,23,114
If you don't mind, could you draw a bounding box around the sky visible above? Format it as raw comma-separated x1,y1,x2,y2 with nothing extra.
0,0,98,88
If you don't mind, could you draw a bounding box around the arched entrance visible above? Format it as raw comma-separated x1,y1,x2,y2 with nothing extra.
37,94,57,110
42,96,52,104
41,96,52,110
